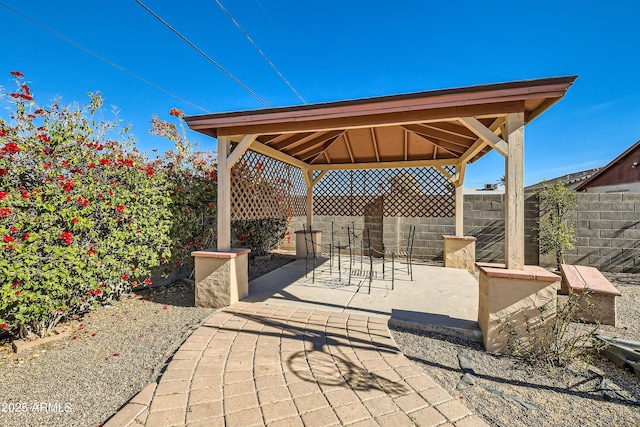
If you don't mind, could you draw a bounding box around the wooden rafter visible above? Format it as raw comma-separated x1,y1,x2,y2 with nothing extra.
343,132,355,163
370,128,380,162
288,131,343,157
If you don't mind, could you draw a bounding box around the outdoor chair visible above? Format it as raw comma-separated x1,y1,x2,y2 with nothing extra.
383,224,416,281
303,225,333,283
346,226,394,293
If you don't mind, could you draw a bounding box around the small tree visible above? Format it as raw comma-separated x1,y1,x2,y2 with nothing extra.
536,180,579,269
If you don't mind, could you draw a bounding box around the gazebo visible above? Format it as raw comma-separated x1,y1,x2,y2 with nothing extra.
186,76,576,351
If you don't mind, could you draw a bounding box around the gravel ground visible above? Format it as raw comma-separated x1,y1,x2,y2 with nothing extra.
391,271,640,427
1,253,638,427
0,253,295,427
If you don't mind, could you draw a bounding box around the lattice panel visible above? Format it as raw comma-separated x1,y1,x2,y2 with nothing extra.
231,149,306,220
313,167,455,217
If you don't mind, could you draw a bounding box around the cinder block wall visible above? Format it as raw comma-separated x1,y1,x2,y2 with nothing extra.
554,193,640,273
279,193,639,273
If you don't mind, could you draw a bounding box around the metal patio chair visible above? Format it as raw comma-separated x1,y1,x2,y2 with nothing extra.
383,224,416,281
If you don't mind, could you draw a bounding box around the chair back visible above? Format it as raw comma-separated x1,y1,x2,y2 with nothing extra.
406,224,416,256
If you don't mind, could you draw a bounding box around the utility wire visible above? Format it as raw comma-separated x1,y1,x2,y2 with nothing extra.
0,1,210,114
214,0,306,104
135,0,271,108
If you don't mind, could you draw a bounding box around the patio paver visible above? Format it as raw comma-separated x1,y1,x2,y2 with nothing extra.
105,301,487,426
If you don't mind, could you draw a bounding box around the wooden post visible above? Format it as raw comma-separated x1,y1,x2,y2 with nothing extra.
504,113,525,270
455,184,464,237
304,170,314,228
454,162,466,237
217,136,231,251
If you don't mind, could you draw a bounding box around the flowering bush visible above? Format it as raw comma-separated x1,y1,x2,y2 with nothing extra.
0,73,172,337
149,109,218,271
232,218,288,256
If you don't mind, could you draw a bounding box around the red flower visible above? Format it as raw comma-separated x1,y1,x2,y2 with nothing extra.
10,71,24,78
60,231,73,245
88,163,95,169
0,208,11,217
21,191,29,199
61,160,70,167
100,158,110,165
87,246,97,255
144,278,152,285
3,235,15,243
113,353,120,357
169,108,184,117
34,109,44,115
15,291,21,296
0,323,9,331
72,217,78,224
2,142,20,155
36,134,50,143
9,226,17,233
63,179,74,193
22,233,29,241
116,205,125,212
98,284,105,289
43,162,52,169
0,192,7,200
121,274,129,281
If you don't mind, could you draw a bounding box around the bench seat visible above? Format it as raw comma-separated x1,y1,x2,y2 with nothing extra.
560,264,621,326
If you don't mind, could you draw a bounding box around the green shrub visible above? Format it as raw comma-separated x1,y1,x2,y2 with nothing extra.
0,72,172,337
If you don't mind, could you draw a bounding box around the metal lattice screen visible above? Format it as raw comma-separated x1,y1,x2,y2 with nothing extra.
313,167,455,217
231,149,306,220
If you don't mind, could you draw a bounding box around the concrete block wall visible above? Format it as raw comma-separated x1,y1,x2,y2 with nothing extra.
278,193,639,273
555,193,640,273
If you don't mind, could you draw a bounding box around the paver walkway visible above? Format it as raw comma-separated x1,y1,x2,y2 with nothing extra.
106,302,487,427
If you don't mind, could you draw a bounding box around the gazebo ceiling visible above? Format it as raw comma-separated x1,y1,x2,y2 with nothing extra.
186,76,577,169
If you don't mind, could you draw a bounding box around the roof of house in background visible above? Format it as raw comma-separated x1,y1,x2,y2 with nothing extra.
524,168,601,192
575,140,640,191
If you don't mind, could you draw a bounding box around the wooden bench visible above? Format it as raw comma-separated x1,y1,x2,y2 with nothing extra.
560,264,621,326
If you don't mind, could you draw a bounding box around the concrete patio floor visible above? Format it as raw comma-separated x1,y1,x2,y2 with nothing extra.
246,258,481,342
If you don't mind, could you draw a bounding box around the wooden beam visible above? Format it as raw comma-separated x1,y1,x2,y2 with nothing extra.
212,102,523,136
504,112,525,270
217,136,231,251
268,132,316,150
308,158,457,171
455,161,467,186
404,128,408,161
226,134,257,169
285,130,344,156
312,170,328,187
299,136,340,162
459,117,505,164
408,132,461,157
459,117,508,157
435,166,454,182
370,128,380,162
402,124,474,147
249,140,309,171
343,132,355,163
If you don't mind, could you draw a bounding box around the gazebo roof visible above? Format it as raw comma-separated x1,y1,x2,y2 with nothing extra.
186,76,576,170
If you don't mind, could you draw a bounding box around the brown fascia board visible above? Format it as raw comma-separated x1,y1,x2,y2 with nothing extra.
185,76,578,136
575,139,640,191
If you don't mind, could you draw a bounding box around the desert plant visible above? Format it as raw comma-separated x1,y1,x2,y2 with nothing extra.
536,180,579,270
498,292,606,370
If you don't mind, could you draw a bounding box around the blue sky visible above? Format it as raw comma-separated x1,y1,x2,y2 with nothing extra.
2,0,639,187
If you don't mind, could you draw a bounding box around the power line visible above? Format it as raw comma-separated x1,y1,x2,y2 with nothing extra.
135,0,271,108
0,1,210,114
214,0,306,104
